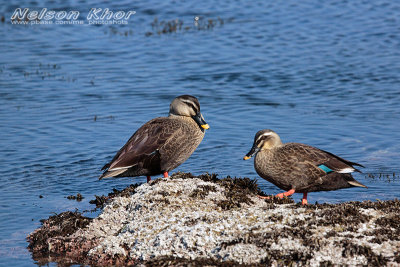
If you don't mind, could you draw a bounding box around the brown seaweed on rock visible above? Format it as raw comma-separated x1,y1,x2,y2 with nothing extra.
89,183,140,208
27,211,93,266
143,256,261,267
27,210,136,266
172,172,279,209
27,173,400,266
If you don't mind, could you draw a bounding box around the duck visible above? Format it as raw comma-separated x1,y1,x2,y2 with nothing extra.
100,95,209,182
243,129,366,204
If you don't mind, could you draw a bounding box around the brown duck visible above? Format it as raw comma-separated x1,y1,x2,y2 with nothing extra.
244,129,366,204
100,95,209,181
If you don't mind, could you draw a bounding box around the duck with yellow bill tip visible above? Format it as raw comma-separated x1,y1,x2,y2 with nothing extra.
244,129,367,205
100,95,209,182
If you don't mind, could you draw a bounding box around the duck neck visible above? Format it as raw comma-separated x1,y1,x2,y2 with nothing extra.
169,113,198,125
262,137,283,150
272,138,283,147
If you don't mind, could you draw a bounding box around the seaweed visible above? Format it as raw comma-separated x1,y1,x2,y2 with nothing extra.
27,173,400,266
27,211,93,265
89,183,140,208
67,193,84,201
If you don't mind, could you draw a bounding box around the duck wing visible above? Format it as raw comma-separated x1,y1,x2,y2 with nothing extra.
100,118,178,179
284,143,364,174
278,143,366,190
317,148,364,172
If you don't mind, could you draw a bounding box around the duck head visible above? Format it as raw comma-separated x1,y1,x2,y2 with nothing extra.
243,129,282,160
169,95,210,131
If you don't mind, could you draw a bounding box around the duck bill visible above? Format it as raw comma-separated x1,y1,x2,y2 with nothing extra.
243,145,260,160
192,113,209,130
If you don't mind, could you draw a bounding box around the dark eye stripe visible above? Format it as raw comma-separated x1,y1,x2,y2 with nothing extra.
256,134,270,145
181,100,199,114
256,139,263,146
188,102,199,114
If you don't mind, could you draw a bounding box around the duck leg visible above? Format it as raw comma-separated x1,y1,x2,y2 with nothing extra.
302,192,308,205
276,189,295,198
147,176,151,182
163,172,169,178
258,188,296,200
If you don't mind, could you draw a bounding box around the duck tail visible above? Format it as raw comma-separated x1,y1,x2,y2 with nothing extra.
348,180,367,188
99,168,127,180
348,161,364,172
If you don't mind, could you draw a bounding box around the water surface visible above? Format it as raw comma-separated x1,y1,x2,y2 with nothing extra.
1,0,400,266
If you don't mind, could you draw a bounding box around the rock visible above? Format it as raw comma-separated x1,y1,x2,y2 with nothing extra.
27,173,400,266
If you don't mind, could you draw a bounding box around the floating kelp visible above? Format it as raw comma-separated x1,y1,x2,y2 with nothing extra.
365,172,399,182
67,193,84,201
145,16,231,36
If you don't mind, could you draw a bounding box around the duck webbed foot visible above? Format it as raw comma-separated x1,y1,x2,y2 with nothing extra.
301,192,308,205
276,189,295,198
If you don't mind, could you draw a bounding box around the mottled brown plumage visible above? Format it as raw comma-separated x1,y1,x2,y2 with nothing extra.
244,129,366,204
100,95,209,180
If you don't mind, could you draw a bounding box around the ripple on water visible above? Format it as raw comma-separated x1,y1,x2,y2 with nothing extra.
1,0,400,266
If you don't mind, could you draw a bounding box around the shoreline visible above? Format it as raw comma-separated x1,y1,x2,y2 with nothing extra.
27,173,400,266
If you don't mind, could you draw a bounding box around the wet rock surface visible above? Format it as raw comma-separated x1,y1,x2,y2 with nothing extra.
28,173,400,266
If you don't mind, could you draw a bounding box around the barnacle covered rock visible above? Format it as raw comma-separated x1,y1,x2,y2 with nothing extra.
28,173,400,266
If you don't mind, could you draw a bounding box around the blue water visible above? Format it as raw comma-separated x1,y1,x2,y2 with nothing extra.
1,0,400,265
